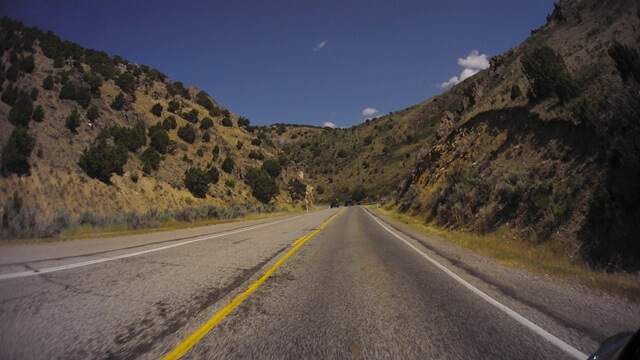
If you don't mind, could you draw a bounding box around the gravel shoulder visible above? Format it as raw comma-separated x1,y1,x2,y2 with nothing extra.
368,207,640,345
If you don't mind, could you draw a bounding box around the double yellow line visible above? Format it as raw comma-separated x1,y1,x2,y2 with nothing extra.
163,209,344,360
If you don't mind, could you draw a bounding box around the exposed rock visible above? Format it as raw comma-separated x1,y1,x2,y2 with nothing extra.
436,111,457,140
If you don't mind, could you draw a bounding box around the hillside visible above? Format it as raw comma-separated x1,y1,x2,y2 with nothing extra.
397,0,640,271
275,0,640,270
0,18,310,238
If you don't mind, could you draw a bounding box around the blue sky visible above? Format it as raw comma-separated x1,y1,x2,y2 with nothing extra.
1,1,555,127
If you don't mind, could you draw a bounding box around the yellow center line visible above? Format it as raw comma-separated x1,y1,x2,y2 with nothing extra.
291,233,311,247
162,209,345,360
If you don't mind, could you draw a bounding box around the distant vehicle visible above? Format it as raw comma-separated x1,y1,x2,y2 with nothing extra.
588,328,640,360
330,202,340,208
344,200,354,206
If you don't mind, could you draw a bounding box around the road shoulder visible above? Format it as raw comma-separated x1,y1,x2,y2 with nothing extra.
0,210,324,268
364,206,640,348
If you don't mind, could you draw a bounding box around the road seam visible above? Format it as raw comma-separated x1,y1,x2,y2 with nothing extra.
364,209,588,360
161,209,345,360
0,210,329,281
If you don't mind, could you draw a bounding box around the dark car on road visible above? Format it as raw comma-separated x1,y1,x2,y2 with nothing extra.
330,202,340,208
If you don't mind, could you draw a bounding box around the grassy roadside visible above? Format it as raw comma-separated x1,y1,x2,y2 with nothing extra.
368,205,640,303
0,206,318,246
59,210,299,240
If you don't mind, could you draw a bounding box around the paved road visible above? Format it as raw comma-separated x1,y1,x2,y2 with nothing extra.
0,207,638,359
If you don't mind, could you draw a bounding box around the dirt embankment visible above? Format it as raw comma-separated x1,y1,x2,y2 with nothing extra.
399,107,640,269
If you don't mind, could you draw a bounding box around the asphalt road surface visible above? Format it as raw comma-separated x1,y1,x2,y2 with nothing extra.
1,207,638,359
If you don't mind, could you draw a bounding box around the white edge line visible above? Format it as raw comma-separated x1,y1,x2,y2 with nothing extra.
0,209,331,281
364,209,588,360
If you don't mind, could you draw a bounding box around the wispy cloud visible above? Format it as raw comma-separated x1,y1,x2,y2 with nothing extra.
323,122,337,128
313,40,327,51
440,76,460,88
439,50,490,88
362,107,378,116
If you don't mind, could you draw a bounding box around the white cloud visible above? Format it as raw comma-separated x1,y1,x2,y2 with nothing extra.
439,50,490,88
323,122,337,128
457,50,489,70
313,40,327,51
459,68,480,81
439,76,460,88
362,107,379,116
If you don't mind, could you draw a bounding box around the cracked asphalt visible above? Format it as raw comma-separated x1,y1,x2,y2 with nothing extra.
0,207,638,359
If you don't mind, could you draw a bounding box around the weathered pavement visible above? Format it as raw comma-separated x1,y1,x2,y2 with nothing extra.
0,206,638,359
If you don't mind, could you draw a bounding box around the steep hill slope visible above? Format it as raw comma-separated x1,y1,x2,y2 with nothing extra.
0,18,308,238
278,0,640,270
401,0,640,270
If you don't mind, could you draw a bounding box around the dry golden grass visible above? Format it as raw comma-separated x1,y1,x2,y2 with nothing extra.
0,207,308,246
58,208,301,240
369,205,640,303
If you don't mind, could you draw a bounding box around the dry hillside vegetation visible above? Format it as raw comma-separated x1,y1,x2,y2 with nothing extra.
0,18,312,238
397,0,640,271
